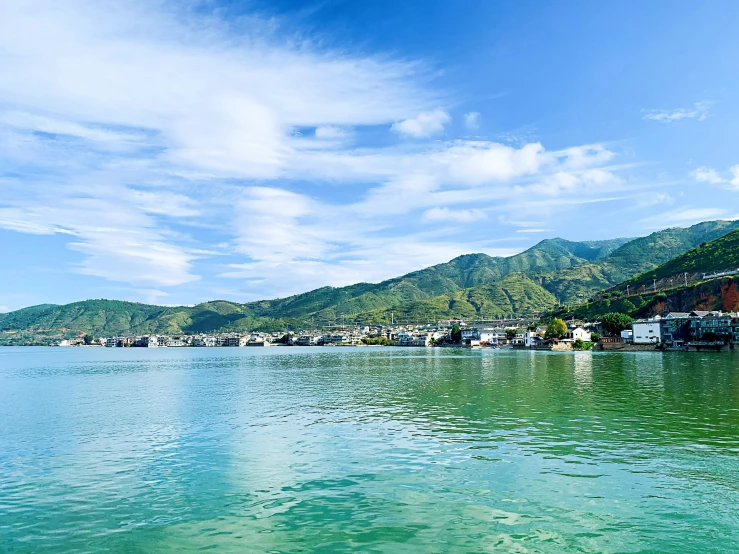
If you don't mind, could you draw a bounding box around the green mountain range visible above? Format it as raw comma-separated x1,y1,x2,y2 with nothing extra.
555,228,739,321
617,227,739,292
2,219,738,342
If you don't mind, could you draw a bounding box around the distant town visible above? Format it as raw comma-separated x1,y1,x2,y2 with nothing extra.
52,311,739,352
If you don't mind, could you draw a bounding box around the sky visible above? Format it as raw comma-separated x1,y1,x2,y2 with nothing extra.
2,0,739,312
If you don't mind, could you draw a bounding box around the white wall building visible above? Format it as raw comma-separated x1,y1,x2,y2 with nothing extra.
523,331,544,347
632,320,662,344
567,327,592,341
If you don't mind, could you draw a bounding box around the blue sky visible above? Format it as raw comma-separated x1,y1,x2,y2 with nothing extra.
2,0,739,311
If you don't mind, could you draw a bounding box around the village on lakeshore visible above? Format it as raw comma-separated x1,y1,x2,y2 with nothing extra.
49,310,739,352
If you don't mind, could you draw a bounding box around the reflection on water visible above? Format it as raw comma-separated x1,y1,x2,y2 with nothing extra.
1,347,738,553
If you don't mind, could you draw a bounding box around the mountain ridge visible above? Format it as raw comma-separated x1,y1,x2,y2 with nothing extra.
2,220,737,341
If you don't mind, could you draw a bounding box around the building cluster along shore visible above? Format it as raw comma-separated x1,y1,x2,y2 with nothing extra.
614,310,739,351
55,319,538,349
48,311,739,353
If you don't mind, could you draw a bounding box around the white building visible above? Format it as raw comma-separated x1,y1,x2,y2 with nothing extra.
409,334,432,347
192,336,217,347
222,336,247,347
632,320,662,344
523,330,544,348
396,330,413,346
566,327,592,342
141,335,160,347
461,328,481,341
294,335,320,346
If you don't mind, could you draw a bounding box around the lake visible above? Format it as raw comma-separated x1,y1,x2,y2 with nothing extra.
1,347,738,553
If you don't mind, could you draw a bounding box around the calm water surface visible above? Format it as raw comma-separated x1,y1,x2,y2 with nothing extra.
1,347,739,553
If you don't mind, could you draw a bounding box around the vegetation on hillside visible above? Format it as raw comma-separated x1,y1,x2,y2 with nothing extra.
536,219,739,304
617,228,739,292
2,220,738,342
350,275,558,324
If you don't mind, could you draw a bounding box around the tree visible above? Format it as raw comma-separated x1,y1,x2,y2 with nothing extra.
545,318,567,339
451,324,462,343
505,329,517,341
590,332,602,343
83,334,93,345
601,312,634,336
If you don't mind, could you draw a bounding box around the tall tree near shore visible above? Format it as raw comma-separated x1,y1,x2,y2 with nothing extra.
601,312,634,336
545,318,567,339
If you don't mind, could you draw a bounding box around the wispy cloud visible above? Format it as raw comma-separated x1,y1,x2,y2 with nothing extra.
422,207,486,223
641,207,728,229
642,101,712,123
464,112,480,130
0,0,655,303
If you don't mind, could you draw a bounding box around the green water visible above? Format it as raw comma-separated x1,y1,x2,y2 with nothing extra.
1,347,738,553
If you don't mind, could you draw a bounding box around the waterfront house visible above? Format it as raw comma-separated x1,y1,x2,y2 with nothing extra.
410,334,432,347
461,328,481,341
632,319,662,344
137,335,161,347
294,334,320,346
566,326,591,342
192,336,217,347
523,331,544,348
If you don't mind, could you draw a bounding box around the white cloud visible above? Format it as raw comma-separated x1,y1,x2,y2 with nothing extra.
642,101,712,123
314,126,351,140
464,112,480,130
516,228,552,233
0,0,642,304
391,109,450,137
730,165,739,189
691,166,724,184
0,190,200,286
440,141,546,184
422,207,487,223
689,165,739,190
0,305,9,313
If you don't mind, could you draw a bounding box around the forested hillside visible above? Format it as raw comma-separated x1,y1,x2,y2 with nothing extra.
616,228,739,292
2,219,738,341
551,229,739,321
536,219,739,304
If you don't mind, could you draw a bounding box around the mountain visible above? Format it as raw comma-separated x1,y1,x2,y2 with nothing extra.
617,228,739,292
352,274,557,324
554,228,739,321
537,219,739,304
0,300,269,339
2,220,738,342
241,237,630,323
